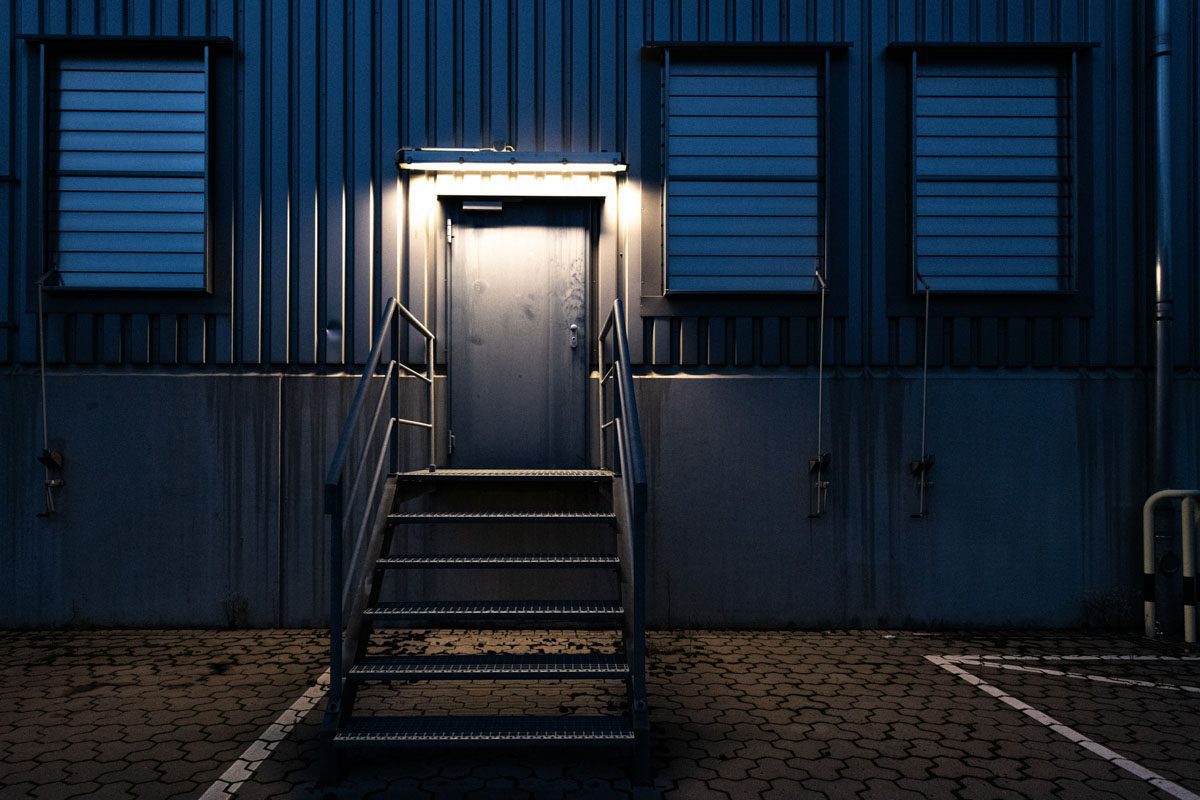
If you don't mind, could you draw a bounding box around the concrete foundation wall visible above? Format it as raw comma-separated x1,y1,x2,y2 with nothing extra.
3,369,1192,629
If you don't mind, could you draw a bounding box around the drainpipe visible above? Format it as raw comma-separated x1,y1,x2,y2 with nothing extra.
1150,0,1173,490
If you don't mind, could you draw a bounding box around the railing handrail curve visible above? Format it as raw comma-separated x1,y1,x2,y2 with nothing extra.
606,298,647,493
324,296,400,502
322,296,435,721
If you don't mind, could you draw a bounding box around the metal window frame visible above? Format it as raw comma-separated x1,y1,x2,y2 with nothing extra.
657,43,845,296
37,38,217,295
901,42,1096,296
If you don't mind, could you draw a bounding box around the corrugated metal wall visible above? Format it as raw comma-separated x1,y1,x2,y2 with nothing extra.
638,0,1188,371
1,0,1198,371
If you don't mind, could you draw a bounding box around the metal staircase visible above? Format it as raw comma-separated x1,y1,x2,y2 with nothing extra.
319,299,649,784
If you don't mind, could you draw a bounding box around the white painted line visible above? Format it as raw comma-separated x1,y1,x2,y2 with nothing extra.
199,669,330,800
946,654,1200,663
926,655,1200,800
946,656,1200,695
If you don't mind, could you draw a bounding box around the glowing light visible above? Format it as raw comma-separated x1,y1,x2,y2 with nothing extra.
398,149,626,174
407,176,438,226
400,160,626,174
619,181,641,224
432,172,615,198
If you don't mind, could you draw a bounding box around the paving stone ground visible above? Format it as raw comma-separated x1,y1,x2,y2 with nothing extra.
1,629,1198,799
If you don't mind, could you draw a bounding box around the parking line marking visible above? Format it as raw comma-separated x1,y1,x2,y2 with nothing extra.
926,655,1200,800
198,669,330,800
945,656,1200,695
946,654,1200,663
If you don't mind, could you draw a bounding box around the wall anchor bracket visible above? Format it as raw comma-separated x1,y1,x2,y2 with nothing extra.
36,449,65,518
909,455,934,518
809,453,830,518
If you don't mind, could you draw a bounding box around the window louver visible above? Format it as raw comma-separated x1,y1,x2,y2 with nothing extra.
665,56,824,293
912,55,1074,292
47,49,209,290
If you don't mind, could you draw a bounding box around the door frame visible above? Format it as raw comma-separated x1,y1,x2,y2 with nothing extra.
401,172,625,467
442,198,597,467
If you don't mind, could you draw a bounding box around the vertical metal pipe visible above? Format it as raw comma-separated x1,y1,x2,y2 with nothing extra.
329,486,344,699
1151,0,1174,490
814,270,827,460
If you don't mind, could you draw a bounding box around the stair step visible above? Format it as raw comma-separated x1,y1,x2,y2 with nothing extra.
388,511,617,525
348,653,629,681
333,715,635,747
376,553,620,569
395,469,612,483
364,601,623,620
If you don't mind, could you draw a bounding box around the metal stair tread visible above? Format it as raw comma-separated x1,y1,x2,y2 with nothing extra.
364,601,623,617
376,553,619,568
394,469,613,481
388,511,618,523
348,653,629,680
332,715,635,746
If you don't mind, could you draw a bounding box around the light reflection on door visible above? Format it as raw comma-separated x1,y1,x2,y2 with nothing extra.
447,201,590,468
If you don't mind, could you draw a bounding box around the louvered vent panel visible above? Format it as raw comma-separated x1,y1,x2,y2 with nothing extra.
666,57,823,293
47,51,208,290
913,56,1073,292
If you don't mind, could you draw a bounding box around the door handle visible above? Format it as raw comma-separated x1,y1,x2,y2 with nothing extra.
569,323,579,349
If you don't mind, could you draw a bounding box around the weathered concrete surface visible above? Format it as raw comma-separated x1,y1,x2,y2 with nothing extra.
0,371,1196,628
637,371,1175,628
2,629,1199,799
2,373,283,627
0,373,363,627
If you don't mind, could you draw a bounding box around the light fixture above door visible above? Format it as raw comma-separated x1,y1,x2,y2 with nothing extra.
398,148,626,174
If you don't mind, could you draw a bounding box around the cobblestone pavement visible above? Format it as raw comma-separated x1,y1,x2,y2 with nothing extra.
1,629,1198,799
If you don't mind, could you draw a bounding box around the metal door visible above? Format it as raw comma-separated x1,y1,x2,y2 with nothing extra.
447,201,590,468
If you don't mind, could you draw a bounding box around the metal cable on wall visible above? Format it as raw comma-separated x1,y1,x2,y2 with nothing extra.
35,270,63,517
910,277,934,517
808,268,830,518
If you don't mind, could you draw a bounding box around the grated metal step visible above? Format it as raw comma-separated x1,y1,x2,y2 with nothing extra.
394,469,613,483
333,715,635,747
364,601,623,620
376,553,620,569
348,653,629,681
388,511,617,525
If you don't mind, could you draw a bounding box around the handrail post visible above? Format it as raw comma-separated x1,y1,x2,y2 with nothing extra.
427,335,436,470
328,479,344,702
598,334,605,470
612,383,622,478
389,313,400,475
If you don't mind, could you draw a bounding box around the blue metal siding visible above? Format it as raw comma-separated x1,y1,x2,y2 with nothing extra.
913,55,1073,292
665,57,823,292
641,0,1157,371
0,0,1195,371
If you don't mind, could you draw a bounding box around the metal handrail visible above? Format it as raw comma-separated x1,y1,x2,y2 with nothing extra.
599,299,647,490
324,296,435,718
597,298,649,773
